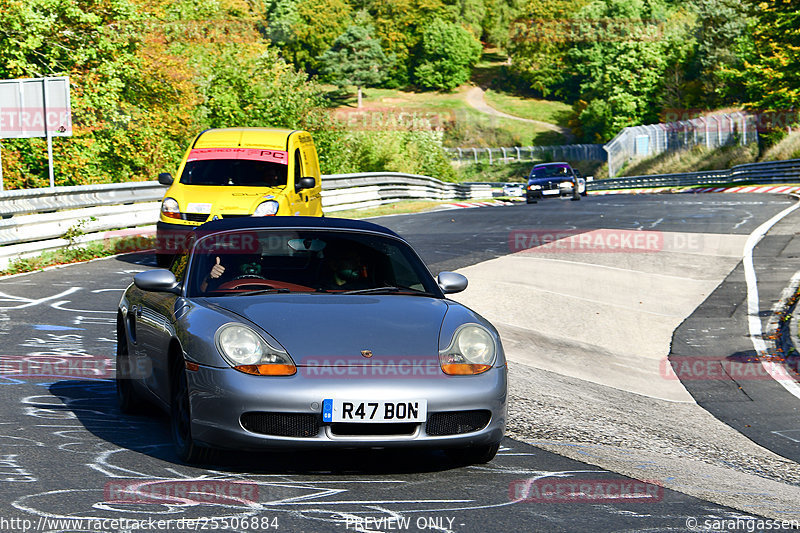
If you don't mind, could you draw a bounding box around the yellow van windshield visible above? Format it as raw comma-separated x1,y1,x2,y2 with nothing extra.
180,159,288,187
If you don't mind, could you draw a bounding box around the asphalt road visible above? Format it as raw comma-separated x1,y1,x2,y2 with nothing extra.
0,193,796,532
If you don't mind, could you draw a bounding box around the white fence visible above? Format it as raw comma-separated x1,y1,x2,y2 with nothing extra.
0,173,491,269
446,144,605,165
603,113,759,178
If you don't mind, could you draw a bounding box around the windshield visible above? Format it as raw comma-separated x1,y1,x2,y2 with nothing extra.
180,159,288,187
186,229,441,297
530,165,572,179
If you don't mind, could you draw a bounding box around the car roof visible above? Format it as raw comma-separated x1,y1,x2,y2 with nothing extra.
193,128,301,151
194,216,403,240
532,162,571,169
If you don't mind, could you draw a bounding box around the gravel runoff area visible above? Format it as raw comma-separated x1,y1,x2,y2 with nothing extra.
506,362,800,521
449,225,800,521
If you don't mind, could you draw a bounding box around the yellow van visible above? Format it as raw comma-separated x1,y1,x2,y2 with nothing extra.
155,128,323,265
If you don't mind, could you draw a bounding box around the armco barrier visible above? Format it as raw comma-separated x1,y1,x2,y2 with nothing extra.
588,158,800,192
0,172,490,268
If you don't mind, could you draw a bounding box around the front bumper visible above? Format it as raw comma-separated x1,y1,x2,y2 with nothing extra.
187,364,507,450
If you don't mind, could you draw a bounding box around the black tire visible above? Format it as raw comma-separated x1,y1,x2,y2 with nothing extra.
171,360,210,464
116,331,144,414
447,442,501,465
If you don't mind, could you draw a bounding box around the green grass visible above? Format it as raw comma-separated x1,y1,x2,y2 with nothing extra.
761,130,800,161
330,199,478,219
617,143,760,177
483,90,573,127
326,86,568,148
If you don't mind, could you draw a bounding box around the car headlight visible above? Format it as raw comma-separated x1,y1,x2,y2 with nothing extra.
527,184,542,191
559,181,573,188
253,200,279,217
439,324,496,375
215,323,296,376
161,197,180,219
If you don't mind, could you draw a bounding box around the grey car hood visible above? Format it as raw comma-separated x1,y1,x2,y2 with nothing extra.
207,294,450,365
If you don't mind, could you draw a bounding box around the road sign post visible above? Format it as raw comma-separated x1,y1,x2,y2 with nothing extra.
0,76,72,190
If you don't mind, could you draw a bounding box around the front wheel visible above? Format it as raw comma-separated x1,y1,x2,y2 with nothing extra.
116,334,144,414
171,361,210,464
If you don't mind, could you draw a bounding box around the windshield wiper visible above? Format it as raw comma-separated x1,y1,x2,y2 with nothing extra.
232,288,291,296
341,286,435,296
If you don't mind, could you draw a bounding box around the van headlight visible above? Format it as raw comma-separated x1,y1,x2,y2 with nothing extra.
161,197,180,219
215,323,296,375
439,324,496,375
253,200,279,216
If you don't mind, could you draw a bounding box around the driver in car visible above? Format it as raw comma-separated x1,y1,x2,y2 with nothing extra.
326,249,372,290
200,254,263,292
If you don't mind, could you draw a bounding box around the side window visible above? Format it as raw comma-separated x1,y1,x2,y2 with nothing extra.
170,233,195,284
294,149,304,182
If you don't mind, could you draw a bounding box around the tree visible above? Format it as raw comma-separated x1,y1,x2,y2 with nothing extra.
366,0,447,87
265,0,353,71
688,0,753,107
563,0,699,142
506,0,590,99
318,24,389,107
744,0,800,111
412,18,482,91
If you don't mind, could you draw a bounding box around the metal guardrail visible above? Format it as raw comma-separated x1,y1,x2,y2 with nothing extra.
588,158,800,191
0,172,490,268
3,159,798,269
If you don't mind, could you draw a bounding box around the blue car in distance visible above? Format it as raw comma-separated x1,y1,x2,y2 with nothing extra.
526,162,582,203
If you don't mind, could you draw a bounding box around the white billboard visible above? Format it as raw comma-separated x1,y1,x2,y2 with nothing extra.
0,76,72,139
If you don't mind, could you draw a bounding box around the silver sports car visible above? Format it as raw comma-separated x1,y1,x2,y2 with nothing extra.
117,217,507,464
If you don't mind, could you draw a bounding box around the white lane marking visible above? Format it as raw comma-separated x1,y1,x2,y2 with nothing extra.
733,212,754,230
771,430,800,443
50,300,115,314
0,288,81,310
743,198,800,401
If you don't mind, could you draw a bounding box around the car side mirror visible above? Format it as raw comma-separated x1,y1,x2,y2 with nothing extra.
296,177,316,192
437,272,468,294
158,173,174,186
134,270,181,294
